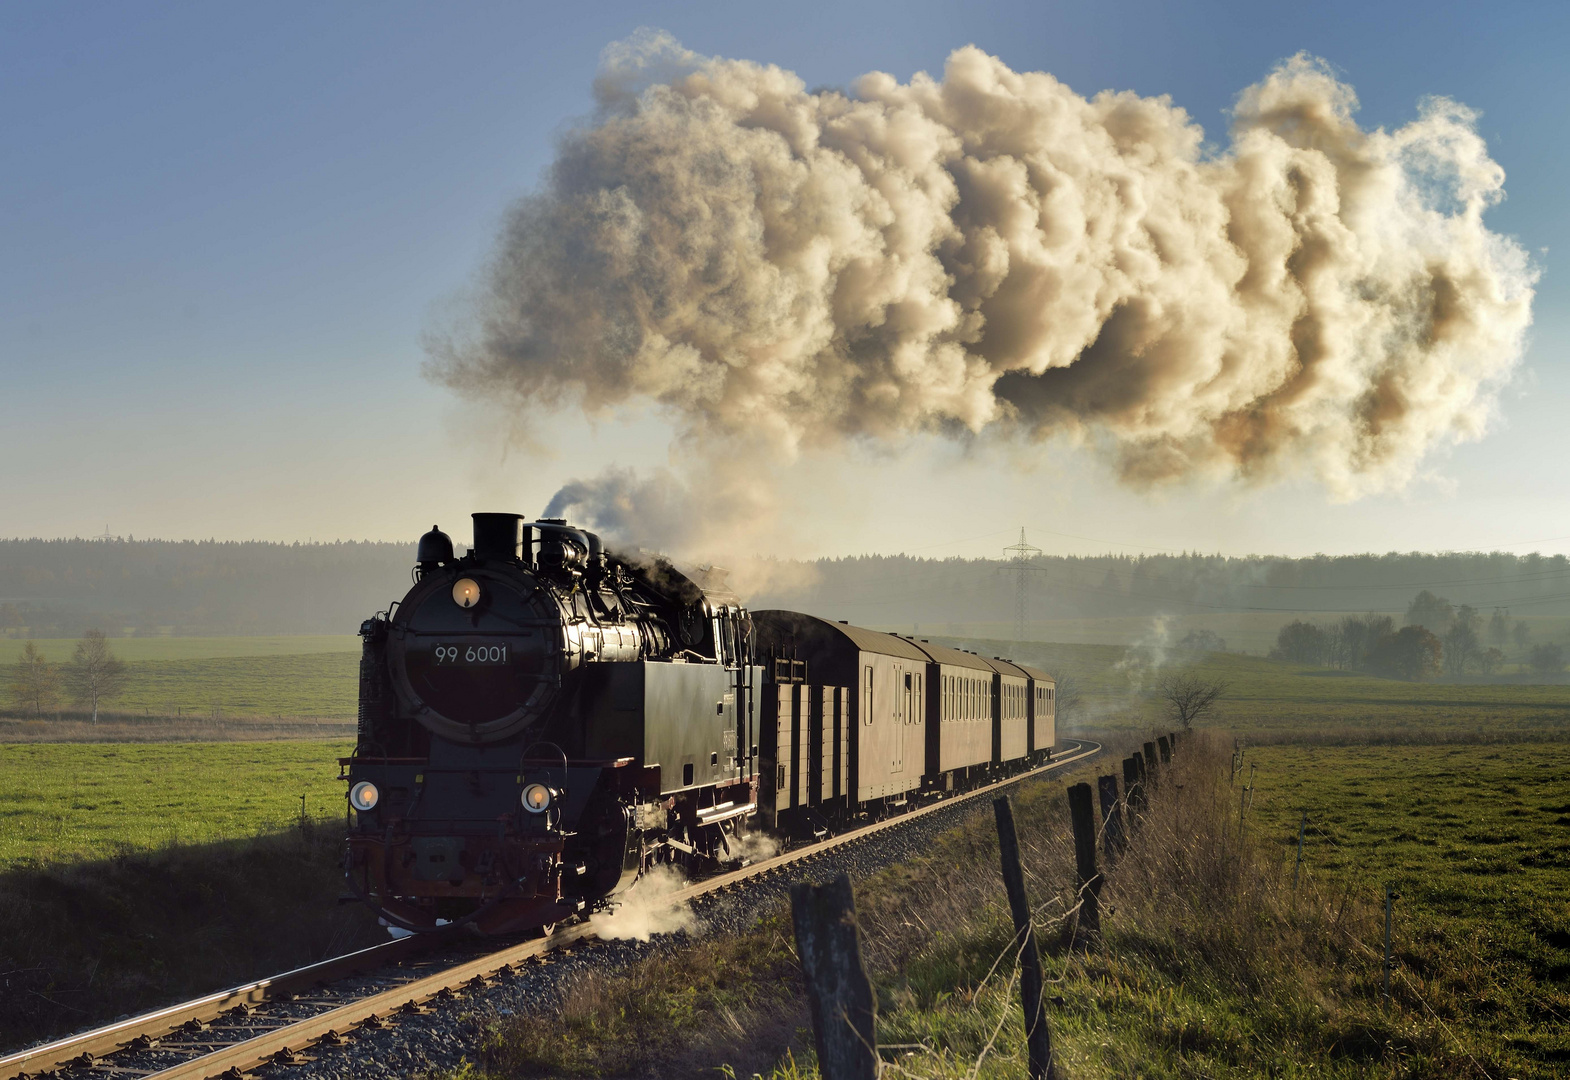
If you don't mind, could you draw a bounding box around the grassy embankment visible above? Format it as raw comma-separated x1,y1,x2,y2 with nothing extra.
0,739,377,1051
0,635,358,740
457,735,1570,1080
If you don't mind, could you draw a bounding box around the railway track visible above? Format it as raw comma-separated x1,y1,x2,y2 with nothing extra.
2,740,1100,1080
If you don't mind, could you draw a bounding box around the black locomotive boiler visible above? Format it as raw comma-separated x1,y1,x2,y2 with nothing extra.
343,512,1056,935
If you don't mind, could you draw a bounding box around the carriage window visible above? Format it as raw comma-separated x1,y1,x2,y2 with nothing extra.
864,666,874,725
904,672,913,724
914,673,921,722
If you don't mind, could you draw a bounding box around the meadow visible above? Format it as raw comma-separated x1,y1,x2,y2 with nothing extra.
1245,741,1570,1073
4,631,1569,1073
0,635,360,724
0,741,355,868
0,635,360,662
928,635,1570,742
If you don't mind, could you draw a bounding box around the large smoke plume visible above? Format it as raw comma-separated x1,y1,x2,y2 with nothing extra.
430,32,1535,554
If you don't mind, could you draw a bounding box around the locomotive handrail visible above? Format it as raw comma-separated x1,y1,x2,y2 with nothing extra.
516,756,636,768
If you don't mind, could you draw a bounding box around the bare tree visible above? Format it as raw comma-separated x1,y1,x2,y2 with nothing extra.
1045,669,1082,727
1405,590,1455,634
1156,671,1227,731
1486,608,1510,650
1529,642,1566,676
1443,618,1481,676
9,641,62,717
63,629,129,723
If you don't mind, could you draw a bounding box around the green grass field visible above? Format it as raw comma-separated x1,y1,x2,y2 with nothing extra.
105,652,358,717
1,637,360,721
1243,741,1570,1073
0,635,359,662
927,636,1570,742
0,741,354,868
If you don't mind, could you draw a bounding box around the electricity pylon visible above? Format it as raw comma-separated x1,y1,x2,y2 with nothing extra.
1003,527,1042,644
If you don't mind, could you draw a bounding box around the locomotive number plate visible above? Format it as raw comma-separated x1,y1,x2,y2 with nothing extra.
433,644,510,665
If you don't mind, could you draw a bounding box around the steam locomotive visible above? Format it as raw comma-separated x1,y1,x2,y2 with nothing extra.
343,513,1055,935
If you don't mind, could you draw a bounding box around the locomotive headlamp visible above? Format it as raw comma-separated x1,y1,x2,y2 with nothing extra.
521,783,554,813
349,781,380,812
452,578,481,609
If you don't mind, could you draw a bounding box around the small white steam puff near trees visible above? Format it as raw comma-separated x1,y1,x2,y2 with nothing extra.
1156,671,1228,732
62,630,129,723
8,641,62,717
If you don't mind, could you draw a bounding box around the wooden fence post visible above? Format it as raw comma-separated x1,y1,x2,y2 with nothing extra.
992,797,1056,1080
1122,756,1142,818
790,874,878,1080
1096,774,1124,858
1157,735,1171,765
1292,810,1306,891
1066,783,1102,943
1142,741,1159,784
1382,886,1399,1013
1134,751,1150,799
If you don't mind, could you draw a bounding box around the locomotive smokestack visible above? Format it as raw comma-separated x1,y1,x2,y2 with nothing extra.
471,512,524,561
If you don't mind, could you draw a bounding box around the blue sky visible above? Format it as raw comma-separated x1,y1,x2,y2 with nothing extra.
2,1,1567,559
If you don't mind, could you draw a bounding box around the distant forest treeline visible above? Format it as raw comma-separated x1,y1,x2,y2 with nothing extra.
0,539,411,635
750,550,1570,628
5,538,1570,637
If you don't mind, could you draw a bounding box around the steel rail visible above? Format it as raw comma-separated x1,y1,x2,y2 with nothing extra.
7,741,1100,1080
0,935,437,1079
